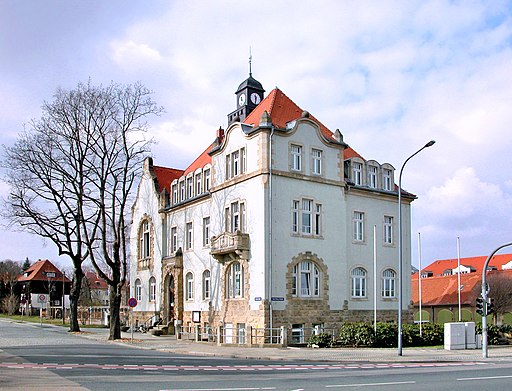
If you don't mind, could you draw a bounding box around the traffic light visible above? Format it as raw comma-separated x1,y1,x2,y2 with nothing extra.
486,298,495,315
476,297,485,316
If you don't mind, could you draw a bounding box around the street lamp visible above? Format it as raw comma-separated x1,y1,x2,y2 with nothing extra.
398,140,435,356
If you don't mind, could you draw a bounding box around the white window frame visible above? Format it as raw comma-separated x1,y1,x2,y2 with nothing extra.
353,211,364,242
179,181,185,202
292,261,320,298
225,201,246,233
292,200,299,234
384,216,393,245
149,276,156,302
351,267,367,298
353,162,362,186
203,216,210,247
135,279,142,301
383,168,392,191
204,169,211,191
187,176,193,198
381,268,396,298
368,165,377,188
226,262,243,298
139,220,150,259
202,270,211,300
292,198,322,237
291,144,302,172
301,199,312,235
195,173,202,195
172,183,178,204
311,148,322,175
185,222,193,250
171,226,177,253
186,272,194,301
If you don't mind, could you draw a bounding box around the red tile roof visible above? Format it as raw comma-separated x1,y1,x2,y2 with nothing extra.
183,142,215,176
17,259,70,283
152,166,184,193
85,271,108,290
419,253,512,277
244,88,362,159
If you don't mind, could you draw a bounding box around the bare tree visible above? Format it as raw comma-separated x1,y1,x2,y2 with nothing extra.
2,80,160,338
488,271,512,324
0,259,22,314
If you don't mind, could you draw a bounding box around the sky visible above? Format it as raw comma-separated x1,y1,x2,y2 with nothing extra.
0,0,511,270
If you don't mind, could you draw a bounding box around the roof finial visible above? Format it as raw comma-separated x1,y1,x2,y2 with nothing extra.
249,46,252,77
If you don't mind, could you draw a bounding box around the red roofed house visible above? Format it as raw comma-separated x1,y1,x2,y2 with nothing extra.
130,72,416,342
412,253,512,324
17,259,71,317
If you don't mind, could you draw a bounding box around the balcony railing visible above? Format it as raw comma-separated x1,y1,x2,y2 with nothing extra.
210,231,250,259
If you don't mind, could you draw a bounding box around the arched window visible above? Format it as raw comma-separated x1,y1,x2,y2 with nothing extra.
292,261,320,297
135,279,142,301
149,276,156,302
202,270,211,300
351,267,367,298
226,262,243,298
381,268,396,298
139,220,150,259
185,272,194,301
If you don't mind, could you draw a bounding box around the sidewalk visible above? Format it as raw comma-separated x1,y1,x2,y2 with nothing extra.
76,327,512,363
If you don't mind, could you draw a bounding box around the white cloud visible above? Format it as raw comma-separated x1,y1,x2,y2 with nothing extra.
109,40,162,71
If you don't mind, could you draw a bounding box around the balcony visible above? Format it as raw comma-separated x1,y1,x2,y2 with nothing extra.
210,231,250,261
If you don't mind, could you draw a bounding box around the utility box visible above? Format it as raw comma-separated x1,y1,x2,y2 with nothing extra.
465,322,476,349
444,322,466,350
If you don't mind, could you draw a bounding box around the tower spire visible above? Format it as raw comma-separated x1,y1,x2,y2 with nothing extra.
249,46,252,76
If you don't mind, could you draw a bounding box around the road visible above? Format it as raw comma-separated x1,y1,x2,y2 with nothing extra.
1,319,512,390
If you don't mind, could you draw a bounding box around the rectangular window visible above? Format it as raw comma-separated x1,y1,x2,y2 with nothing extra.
179,181,185,202
162,217,168,257
383,169,392,191
353,211,364,241
172,184,178,204
314,204,322,236
231,202,240,232
292,200,299,233
301,199,312,234
384,216,393,244
237,323,246,344
203,217,210,247
186,222,193,250
353,162,362,186
232,150,240,177
204,169,211,191
195,173,202,195
312,149,322,175
240,202,246,233
203,271,211,300
291,144,302,171
149,279,156,302
187,177,194,198
225,154,231,180
240,147,246,174
171,226,177,253
368,166,377,188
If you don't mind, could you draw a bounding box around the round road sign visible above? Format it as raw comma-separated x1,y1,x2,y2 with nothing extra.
128,297,138,308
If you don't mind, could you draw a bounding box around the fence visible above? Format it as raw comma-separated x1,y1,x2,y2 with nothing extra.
177,324,337,347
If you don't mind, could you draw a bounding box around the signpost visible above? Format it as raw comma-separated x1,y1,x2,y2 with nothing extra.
128,297,138,343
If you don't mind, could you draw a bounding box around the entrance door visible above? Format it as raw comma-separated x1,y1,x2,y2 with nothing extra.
168,275,175,321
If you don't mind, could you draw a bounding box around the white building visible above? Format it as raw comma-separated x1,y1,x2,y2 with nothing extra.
129,74,414,338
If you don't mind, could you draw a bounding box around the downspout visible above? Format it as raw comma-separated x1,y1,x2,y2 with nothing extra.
269,125,275,335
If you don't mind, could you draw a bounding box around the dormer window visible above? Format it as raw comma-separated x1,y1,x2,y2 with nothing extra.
179,181,185,202
353,162,362,185
172,183,178,204
368,165,378,188
204,169,211,191
383,168,392,191
195,173,202,195
187,177,193,198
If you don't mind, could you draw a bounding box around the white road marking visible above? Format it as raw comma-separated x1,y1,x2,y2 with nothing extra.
326,381,416,388
458,375,512,381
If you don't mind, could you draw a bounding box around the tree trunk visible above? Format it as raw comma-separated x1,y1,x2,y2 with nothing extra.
108,283,122,340
69,268,83,332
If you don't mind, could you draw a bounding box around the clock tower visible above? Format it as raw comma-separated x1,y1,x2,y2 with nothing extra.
227,71,265,125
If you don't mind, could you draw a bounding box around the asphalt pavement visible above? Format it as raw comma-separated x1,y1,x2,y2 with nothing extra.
71,325,512,363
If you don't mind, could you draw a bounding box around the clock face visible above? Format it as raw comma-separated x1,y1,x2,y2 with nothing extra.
250,92,261,105
238,93,246,107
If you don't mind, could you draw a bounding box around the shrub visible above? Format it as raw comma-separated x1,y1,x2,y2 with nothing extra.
307,332,335,348
338,322,375,347
373,322,397,347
